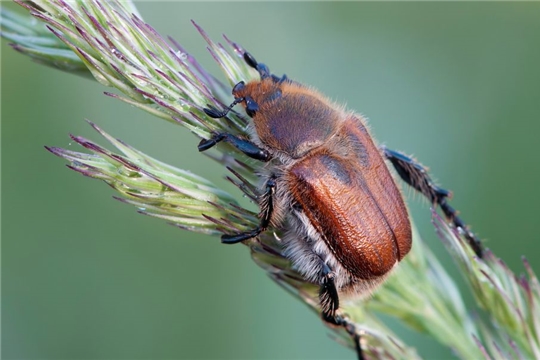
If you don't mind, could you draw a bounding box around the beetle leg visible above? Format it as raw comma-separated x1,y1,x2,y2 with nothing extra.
382,147,484,257
243,52,271,79
319,263,340,323
243,52,290,84
221,176,276,244
272,74,289,83
198,133,271,162
319,262,364,360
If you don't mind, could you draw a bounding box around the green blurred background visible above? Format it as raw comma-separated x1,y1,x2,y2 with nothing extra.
3,2,540,359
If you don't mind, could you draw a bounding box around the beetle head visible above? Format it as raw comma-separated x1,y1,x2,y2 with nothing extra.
203,52,341,159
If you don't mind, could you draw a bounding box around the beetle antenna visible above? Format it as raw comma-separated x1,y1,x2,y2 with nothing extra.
203,97,244,119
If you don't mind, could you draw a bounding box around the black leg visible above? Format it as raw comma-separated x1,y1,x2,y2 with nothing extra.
319,263,340,323
319,262,365,360
382,147,484,257
221,176,276,244
243,52,269,79
272,74,288,83
198,132,271,162
243,52,289,84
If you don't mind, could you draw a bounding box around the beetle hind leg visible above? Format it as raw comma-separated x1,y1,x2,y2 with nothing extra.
319,263,340,323
283,217,365,359
382,146,484,257
319,262,365,360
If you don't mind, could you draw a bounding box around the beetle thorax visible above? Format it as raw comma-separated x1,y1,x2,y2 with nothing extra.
235,80,344,159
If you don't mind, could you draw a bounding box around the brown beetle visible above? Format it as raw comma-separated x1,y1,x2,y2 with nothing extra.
200,52,483,359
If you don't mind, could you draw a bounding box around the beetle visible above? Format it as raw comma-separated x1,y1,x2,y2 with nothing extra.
199,52,484,359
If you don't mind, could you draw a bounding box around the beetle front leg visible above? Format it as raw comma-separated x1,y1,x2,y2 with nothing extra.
319,262,364,360
198,132,271,162
243,52,291,85
382,147,484,257
221,176,276,244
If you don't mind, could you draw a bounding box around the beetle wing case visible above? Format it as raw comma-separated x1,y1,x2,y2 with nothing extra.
284,115,412,296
